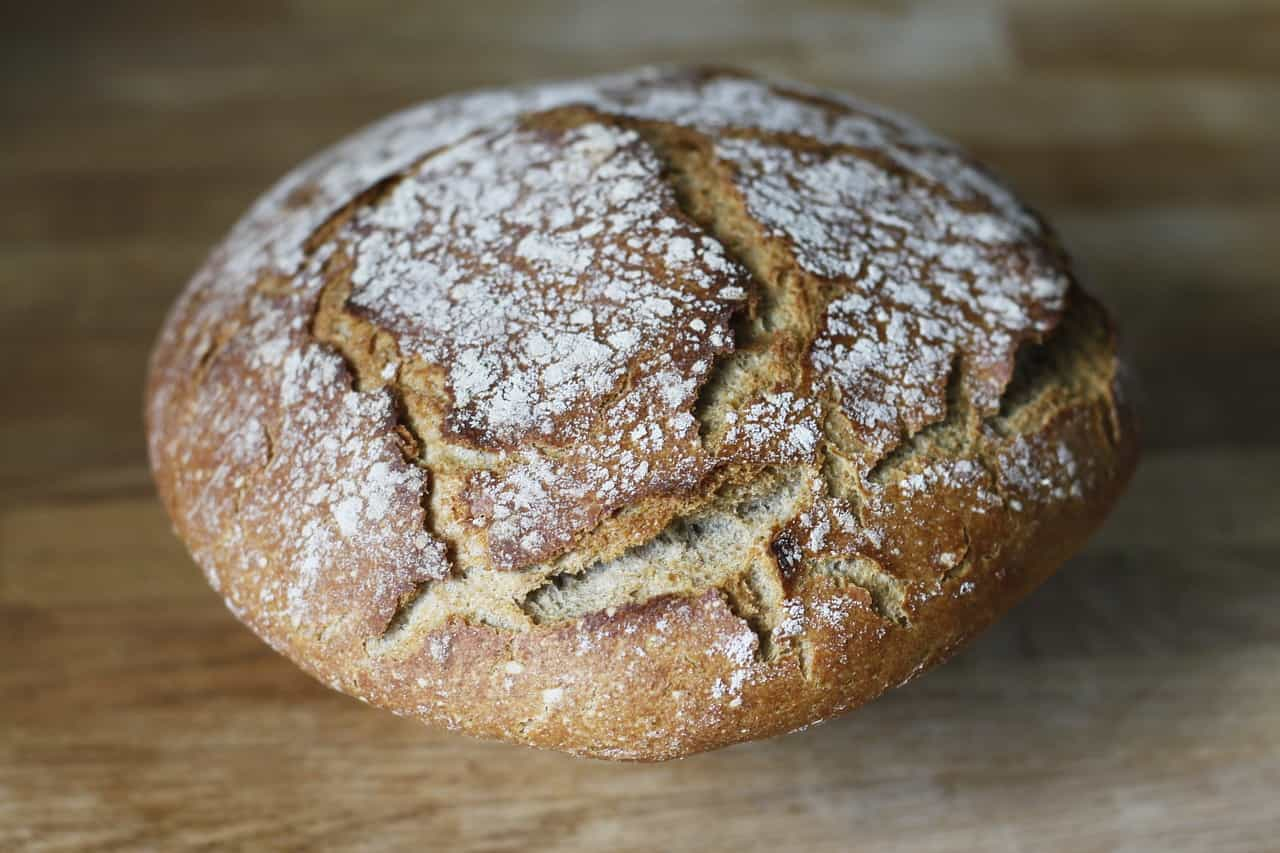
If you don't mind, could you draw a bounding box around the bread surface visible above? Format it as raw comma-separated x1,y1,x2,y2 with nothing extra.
147,67,1138,760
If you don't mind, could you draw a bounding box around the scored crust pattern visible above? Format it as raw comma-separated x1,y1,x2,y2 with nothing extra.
147,67,1136,758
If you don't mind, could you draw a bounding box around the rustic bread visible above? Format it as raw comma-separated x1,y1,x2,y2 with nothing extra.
147,67,1138,760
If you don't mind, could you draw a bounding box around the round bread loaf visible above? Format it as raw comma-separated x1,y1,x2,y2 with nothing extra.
147,67,1138,760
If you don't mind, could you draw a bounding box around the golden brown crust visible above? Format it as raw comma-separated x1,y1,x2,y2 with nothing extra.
147,67,1139,760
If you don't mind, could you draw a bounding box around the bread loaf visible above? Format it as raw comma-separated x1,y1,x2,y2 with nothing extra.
147,67,1138,760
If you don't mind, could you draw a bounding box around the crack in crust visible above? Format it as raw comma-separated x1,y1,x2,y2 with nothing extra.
815,556,908,625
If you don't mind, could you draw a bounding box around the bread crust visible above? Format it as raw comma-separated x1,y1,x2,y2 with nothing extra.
147,67,1138,760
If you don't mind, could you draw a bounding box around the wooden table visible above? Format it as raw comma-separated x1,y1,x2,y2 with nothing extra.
4,2,1278,849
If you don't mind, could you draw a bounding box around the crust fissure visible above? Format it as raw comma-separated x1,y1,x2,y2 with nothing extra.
517,466,809,631
815,556,909,625
310,260,468,564
625,117,821,455
991,291,1117,437
943,524,974,583
865,353,972,487
864,292,1115,492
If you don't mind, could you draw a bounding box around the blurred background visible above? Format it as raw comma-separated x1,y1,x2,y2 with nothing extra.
3,2,1278,850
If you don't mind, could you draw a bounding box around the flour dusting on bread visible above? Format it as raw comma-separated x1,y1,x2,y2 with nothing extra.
147,67,1137,759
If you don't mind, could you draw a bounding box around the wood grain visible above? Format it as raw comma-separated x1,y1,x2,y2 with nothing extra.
3,1,1278,850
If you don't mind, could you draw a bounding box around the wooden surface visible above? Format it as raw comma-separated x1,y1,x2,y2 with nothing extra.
3,2,1279,850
